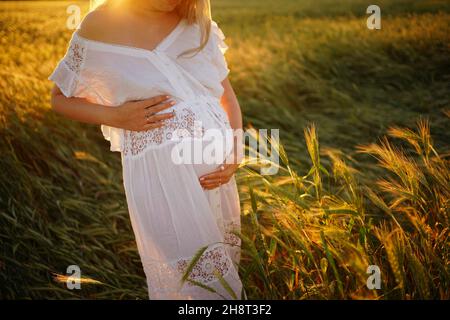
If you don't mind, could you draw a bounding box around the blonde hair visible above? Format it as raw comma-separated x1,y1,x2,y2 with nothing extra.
95,0,212,57
176,0,212,57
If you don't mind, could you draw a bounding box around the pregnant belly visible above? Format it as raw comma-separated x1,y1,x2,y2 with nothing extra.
122,95,233,176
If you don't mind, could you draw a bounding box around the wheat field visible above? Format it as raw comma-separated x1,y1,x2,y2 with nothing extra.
0,0,449,299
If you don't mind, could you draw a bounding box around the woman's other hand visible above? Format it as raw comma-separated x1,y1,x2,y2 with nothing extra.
199,163,240,190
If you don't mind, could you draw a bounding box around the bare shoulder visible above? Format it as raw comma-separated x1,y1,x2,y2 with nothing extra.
77,7,117,41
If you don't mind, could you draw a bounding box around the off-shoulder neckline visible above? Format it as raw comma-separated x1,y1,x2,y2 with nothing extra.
73,18,187,56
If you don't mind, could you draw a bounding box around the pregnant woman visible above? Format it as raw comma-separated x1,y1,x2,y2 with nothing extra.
49,0,243,299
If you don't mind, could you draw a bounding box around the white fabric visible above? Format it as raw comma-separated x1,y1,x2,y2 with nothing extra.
49,18,242,300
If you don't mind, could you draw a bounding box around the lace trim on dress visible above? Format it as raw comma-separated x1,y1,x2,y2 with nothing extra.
122,97,231,157
223,220,241,247
176,245,231,285
48,34,88,98
142,244,235,294
222,219,241,265
122,107,206,156
64,38,86,75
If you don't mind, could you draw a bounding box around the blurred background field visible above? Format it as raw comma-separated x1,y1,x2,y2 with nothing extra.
0,0,449,299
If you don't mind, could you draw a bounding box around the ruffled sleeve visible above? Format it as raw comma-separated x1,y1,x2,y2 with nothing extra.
210,20,230,81
48,32,87,98
48,33,124,153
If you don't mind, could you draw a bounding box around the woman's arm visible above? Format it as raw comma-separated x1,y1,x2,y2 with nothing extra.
51,85,118,127
220,77,243,131
50,85,176,131
220,77,244,165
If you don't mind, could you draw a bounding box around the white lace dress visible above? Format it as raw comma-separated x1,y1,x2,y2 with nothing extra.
48,18,242,300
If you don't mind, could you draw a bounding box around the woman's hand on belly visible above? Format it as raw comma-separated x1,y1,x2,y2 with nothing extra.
111,95,176,131
199,163,240,190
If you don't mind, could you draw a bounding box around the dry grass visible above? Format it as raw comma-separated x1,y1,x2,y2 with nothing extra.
237,118,448,299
